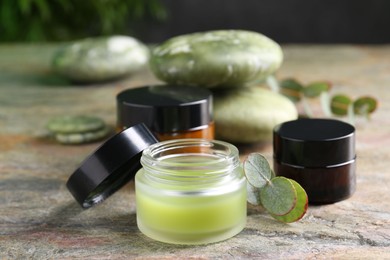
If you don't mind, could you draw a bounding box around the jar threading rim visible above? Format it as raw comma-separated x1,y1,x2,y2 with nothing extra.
141,139,240,180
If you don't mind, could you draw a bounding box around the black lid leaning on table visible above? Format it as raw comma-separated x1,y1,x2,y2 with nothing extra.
273,118,356,167
66,123,158,208
117,85,213,133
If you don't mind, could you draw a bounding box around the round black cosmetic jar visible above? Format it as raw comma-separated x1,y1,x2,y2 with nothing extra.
117,85,214,141
273,119,356,204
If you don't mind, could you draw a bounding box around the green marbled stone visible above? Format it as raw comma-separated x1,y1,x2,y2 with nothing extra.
55,126,110,144
46,115,105,134
52,36,149,82
150,30,283,88
214,87,298,143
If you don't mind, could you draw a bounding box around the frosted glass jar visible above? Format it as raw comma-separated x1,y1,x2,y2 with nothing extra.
135,139,247,245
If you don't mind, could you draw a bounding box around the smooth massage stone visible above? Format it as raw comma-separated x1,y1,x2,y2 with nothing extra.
46,115,105,134
55,126,111,144
150,30,283,88
52,36,149,82
214,87,298,143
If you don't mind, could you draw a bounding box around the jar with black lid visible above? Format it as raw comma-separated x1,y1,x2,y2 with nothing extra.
273,118,356,204
117,85,214,141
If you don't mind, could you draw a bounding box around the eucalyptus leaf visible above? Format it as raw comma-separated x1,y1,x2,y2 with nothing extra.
246,181,262,206
243,153,308,223
330,94,353,116
271,179,308,223
303,81,331,98
243,153,272,189
353,96,378,115
260,177,297,216
280,79,303,102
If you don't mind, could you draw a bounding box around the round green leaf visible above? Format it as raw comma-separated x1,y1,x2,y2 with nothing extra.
271,179,308,223
303,81,331,98
243,153,272,189
280,79,303,102
330,94,352,116
260,177,297,216
353,96,378,115
247,181,261,205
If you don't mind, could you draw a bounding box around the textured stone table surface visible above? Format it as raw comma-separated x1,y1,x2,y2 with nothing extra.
1,44,389,259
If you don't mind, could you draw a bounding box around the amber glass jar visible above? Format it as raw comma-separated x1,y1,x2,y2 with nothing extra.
273,119,356,204
117,85,214,140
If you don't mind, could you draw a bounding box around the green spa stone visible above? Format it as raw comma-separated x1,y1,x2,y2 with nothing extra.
52,36,149,82
214,87,298,143
46,115,105,134
150,30,283,88
55,126,110,144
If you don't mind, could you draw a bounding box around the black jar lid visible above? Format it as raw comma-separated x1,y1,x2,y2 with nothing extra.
117,85,213,133
66,123,158,208
273,119,355,167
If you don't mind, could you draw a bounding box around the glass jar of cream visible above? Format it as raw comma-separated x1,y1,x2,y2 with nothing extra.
136,139,247,245
66,125,246,245
117,85,214,140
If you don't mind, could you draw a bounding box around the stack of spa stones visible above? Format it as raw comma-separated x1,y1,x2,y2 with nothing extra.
149,30,298,144
46,115,110,144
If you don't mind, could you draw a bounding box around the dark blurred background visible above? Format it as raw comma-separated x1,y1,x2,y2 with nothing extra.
138,0,390,43
1,0,389,44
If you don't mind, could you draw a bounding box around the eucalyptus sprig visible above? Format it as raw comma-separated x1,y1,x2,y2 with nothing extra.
244,153,308,223
278,78,331,118
330,94,378,124
267,76,378,125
